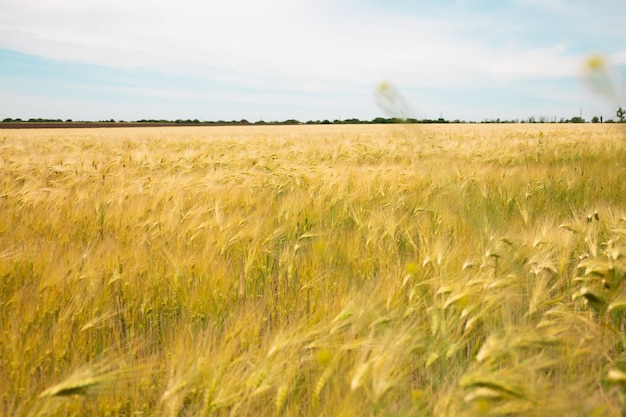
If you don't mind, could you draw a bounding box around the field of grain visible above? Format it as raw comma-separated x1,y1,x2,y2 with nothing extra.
1,124,626,416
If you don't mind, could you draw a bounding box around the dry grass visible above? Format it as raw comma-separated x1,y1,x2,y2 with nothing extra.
1,123,626,416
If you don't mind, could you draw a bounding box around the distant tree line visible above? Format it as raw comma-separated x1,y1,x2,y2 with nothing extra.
2,118,73,123
133,117,456,125
3,107,625,125
1,117,455,125
0,117,488,125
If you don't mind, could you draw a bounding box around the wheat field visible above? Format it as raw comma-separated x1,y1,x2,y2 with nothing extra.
1,124,626,416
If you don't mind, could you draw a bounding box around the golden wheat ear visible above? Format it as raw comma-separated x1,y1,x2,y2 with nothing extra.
39,361,134,399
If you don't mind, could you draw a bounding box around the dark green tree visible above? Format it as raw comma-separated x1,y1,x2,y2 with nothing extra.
617,106,625,122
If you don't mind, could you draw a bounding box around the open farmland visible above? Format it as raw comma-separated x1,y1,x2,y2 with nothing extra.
2,124,626,416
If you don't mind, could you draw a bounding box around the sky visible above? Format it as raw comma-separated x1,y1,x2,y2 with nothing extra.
1,0,625,122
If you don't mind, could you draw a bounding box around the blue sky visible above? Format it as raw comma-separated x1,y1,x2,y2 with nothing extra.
1,0,625,122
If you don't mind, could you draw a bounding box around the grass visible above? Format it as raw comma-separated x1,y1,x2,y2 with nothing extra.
1,123,626,416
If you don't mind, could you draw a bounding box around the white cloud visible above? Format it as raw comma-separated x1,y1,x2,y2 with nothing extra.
0,0,596,85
